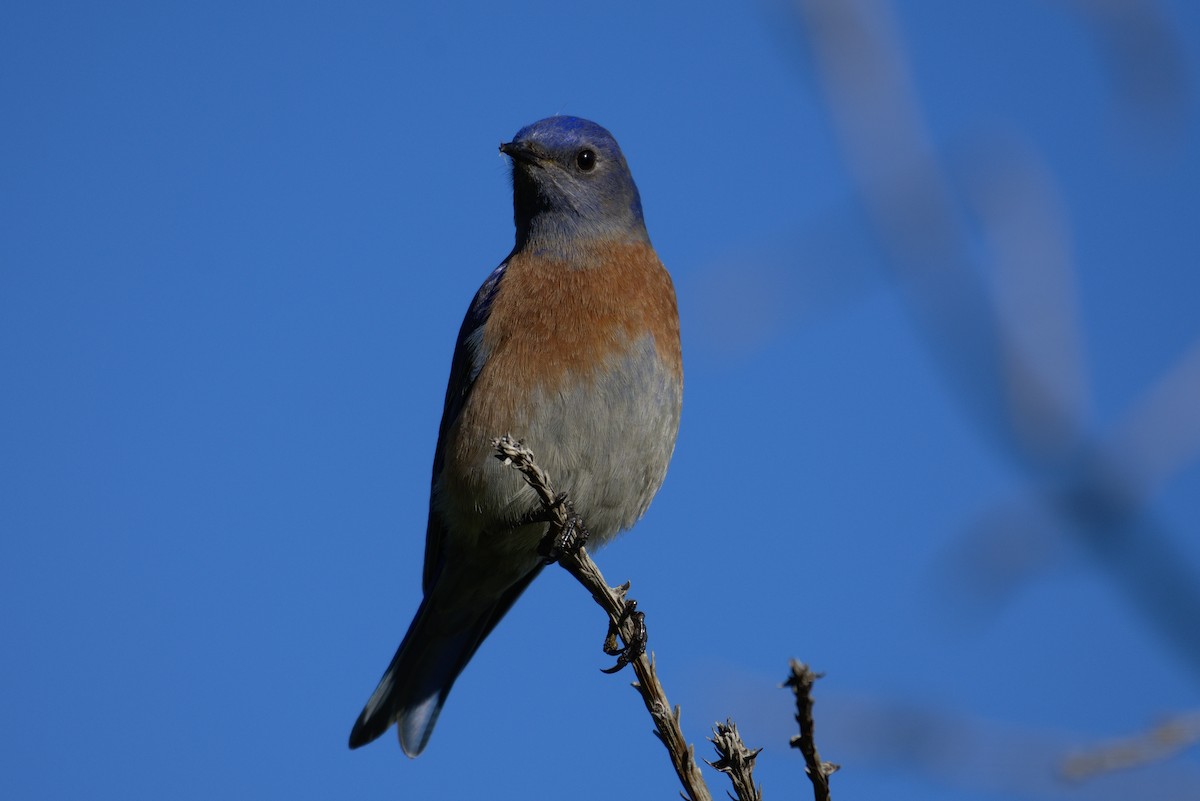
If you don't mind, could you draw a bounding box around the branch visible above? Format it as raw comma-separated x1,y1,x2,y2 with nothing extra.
492,435,714,801
1061,709,1200,781
785,659,838,801
707,720,763,801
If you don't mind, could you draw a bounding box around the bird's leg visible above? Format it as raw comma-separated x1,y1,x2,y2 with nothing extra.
601,598,647,674
537,493,589,564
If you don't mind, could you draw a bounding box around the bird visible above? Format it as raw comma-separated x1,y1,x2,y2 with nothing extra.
348,116,682,757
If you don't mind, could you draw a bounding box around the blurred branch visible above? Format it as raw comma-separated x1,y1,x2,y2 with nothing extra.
792,0,1200,677
1062,710,1200,782
957,133,1088,457
707,720,764,801
1108,341,1200,502
817,692,1200,799
492,435,715,801
785,660,839,801
1063,0,1191,142
938,337,1200,624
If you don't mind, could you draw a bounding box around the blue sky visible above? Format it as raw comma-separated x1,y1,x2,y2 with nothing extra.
4,1,1200,799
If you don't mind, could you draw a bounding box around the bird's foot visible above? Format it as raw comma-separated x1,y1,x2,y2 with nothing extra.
601,599,647,674
538,494,589,564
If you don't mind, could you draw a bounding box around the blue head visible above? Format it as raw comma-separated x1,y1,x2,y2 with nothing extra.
500,117,648,258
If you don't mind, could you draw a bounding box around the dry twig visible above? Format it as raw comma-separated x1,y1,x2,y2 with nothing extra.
707,720,763,801
492,435,714,801
785,659,838,801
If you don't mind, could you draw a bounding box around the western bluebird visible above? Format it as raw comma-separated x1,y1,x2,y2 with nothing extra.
348,116,682,757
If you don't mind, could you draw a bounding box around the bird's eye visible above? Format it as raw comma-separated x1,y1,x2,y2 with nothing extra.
576,149,596,171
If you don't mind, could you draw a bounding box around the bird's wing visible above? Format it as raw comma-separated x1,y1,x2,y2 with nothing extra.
422,260,509,593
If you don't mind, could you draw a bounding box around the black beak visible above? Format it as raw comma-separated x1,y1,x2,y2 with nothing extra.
499,140,541,165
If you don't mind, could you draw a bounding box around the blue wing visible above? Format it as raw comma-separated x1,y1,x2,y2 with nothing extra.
422,261,508,593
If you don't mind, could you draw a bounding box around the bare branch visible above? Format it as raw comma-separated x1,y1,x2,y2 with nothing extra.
1062,709,1200,781
707,720,763,801
492,435,715,801
785,659,838,801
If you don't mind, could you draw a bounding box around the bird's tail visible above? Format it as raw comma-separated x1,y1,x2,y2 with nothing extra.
348,566,542,756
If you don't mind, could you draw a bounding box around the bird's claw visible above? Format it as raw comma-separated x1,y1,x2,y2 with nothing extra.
538,494,589,564
600,599,646,674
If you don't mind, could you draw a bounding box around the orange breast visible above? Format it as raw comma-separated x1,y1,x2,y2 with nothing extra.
468,241,680,423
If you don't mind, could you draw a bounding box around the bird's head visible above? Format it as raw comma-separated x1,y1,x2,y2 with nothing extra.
500,116,649,257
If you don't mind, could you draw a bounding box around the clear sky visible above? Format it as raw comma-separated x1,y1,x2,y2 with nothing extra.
4,1,1200,799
